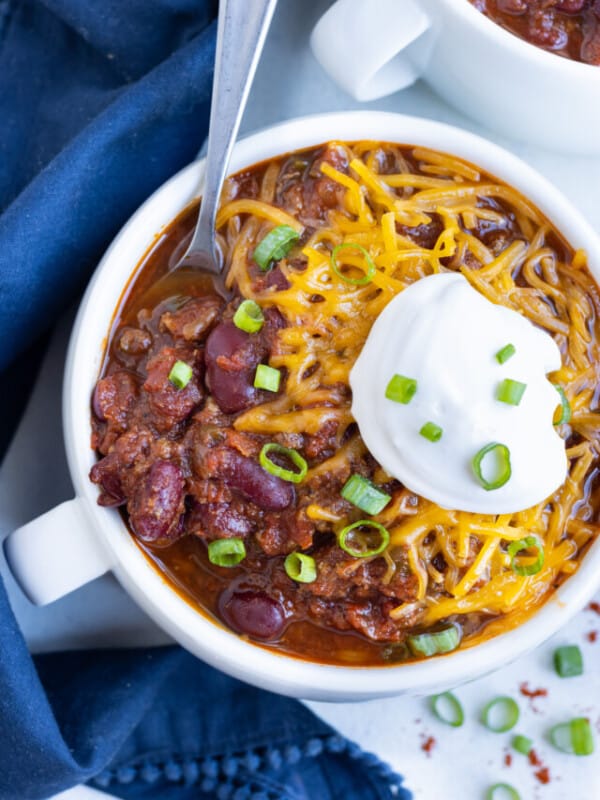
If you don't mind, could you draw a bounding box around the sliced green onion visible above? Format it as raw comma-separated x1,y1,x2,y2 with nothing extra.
554,644,583,678
472,442,512,490
338,520,390,558
254,364,281,392
512,734,533,756
331,242,376,286
168,360,193,389
486,784,521,800
207,537,246,567
341,474,391,515
284,552,317,583
553,385,572,425
495,344,516,365
430,692,464,727
420,421,443,442
233,299,264,333
481,696,520,733
407,624,461,658
508,536,544,576
253,225,300,271
550,717,594,756
385,374,418,405
497,378,527,406
259,443,308,484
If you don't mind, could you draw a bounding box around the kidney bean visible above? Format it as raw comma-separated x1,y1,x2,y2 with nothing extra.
128,460,185,544
555,0,587,12
219,589,286,640
205,322,266,414
205,448,294,511
92,385,106,421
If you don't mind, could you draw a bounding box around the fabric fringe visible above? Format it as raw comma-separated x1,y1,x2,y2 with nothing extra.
91,732,411,799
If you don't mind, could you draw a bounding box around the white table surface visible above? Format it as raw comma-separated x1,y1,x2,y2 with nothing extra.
2,2,600,798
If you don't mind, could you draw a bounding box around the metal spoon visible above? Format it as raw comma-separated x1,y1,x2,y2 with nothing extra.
162,0,278,297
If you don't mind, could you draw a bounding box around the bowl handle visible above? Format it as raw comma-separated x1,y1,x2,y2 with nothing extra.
310,0,431,101
4,498,112,605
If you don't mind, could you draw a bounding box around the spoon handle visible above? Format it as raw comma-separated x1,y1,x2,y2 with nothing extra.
189,0,278,270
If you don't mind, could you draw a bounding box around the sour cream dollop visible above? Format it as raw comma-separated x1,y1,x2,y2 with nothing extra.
350,273,568,514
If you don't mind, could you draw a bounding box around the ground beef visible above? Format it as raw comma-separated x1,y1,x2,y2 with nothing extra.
160,296,223,342
143,346,204,431
275,144,349,227
92,371,138,453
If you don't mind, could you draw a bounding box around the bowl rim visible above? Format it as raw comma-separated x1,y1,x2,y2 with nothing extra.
441,0,600,80
64,110,600,700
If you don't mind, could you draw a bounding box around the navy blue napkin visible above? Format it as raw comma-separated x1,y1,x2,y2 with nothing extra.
0,2,412,798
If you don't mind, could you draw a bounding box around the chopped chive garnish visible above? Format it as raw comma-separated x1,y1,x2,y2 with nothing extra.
259,443,308,484
481,696,520,733
254,364,281,392
168,360,193,389
508,536,544,576
473,442,512,490
486,784,521,800
331,242,376,286
512,734,533,756
430,692,464,727
550,717,594,756
253,225,300,271
385,374,417,405
495,344,516,364
284,552,317,584
554,645,583,678
553,385,572,425
408,624,461,658
338,520,390,558
420,421,443,442
341,474,391,515
497,378,527,406
233,299,264,333
207,537,246,567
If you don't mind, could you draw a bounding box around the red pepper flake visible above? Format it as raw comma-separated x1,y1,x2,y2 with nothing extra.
519,681,548,713
504,751,513,767
528,749,551,785
534,767,551,785
520,682,548,700
588,601,600,615
586,630,598,643
420,734,436,757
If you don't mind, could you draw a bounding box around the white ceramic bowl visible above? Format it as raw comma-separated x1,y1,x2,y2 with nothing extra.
311,0,600,154
7,111,600,701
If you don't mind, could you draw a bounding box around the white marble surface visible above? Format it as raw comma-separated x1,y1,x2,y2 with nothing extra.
2,1,600,798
